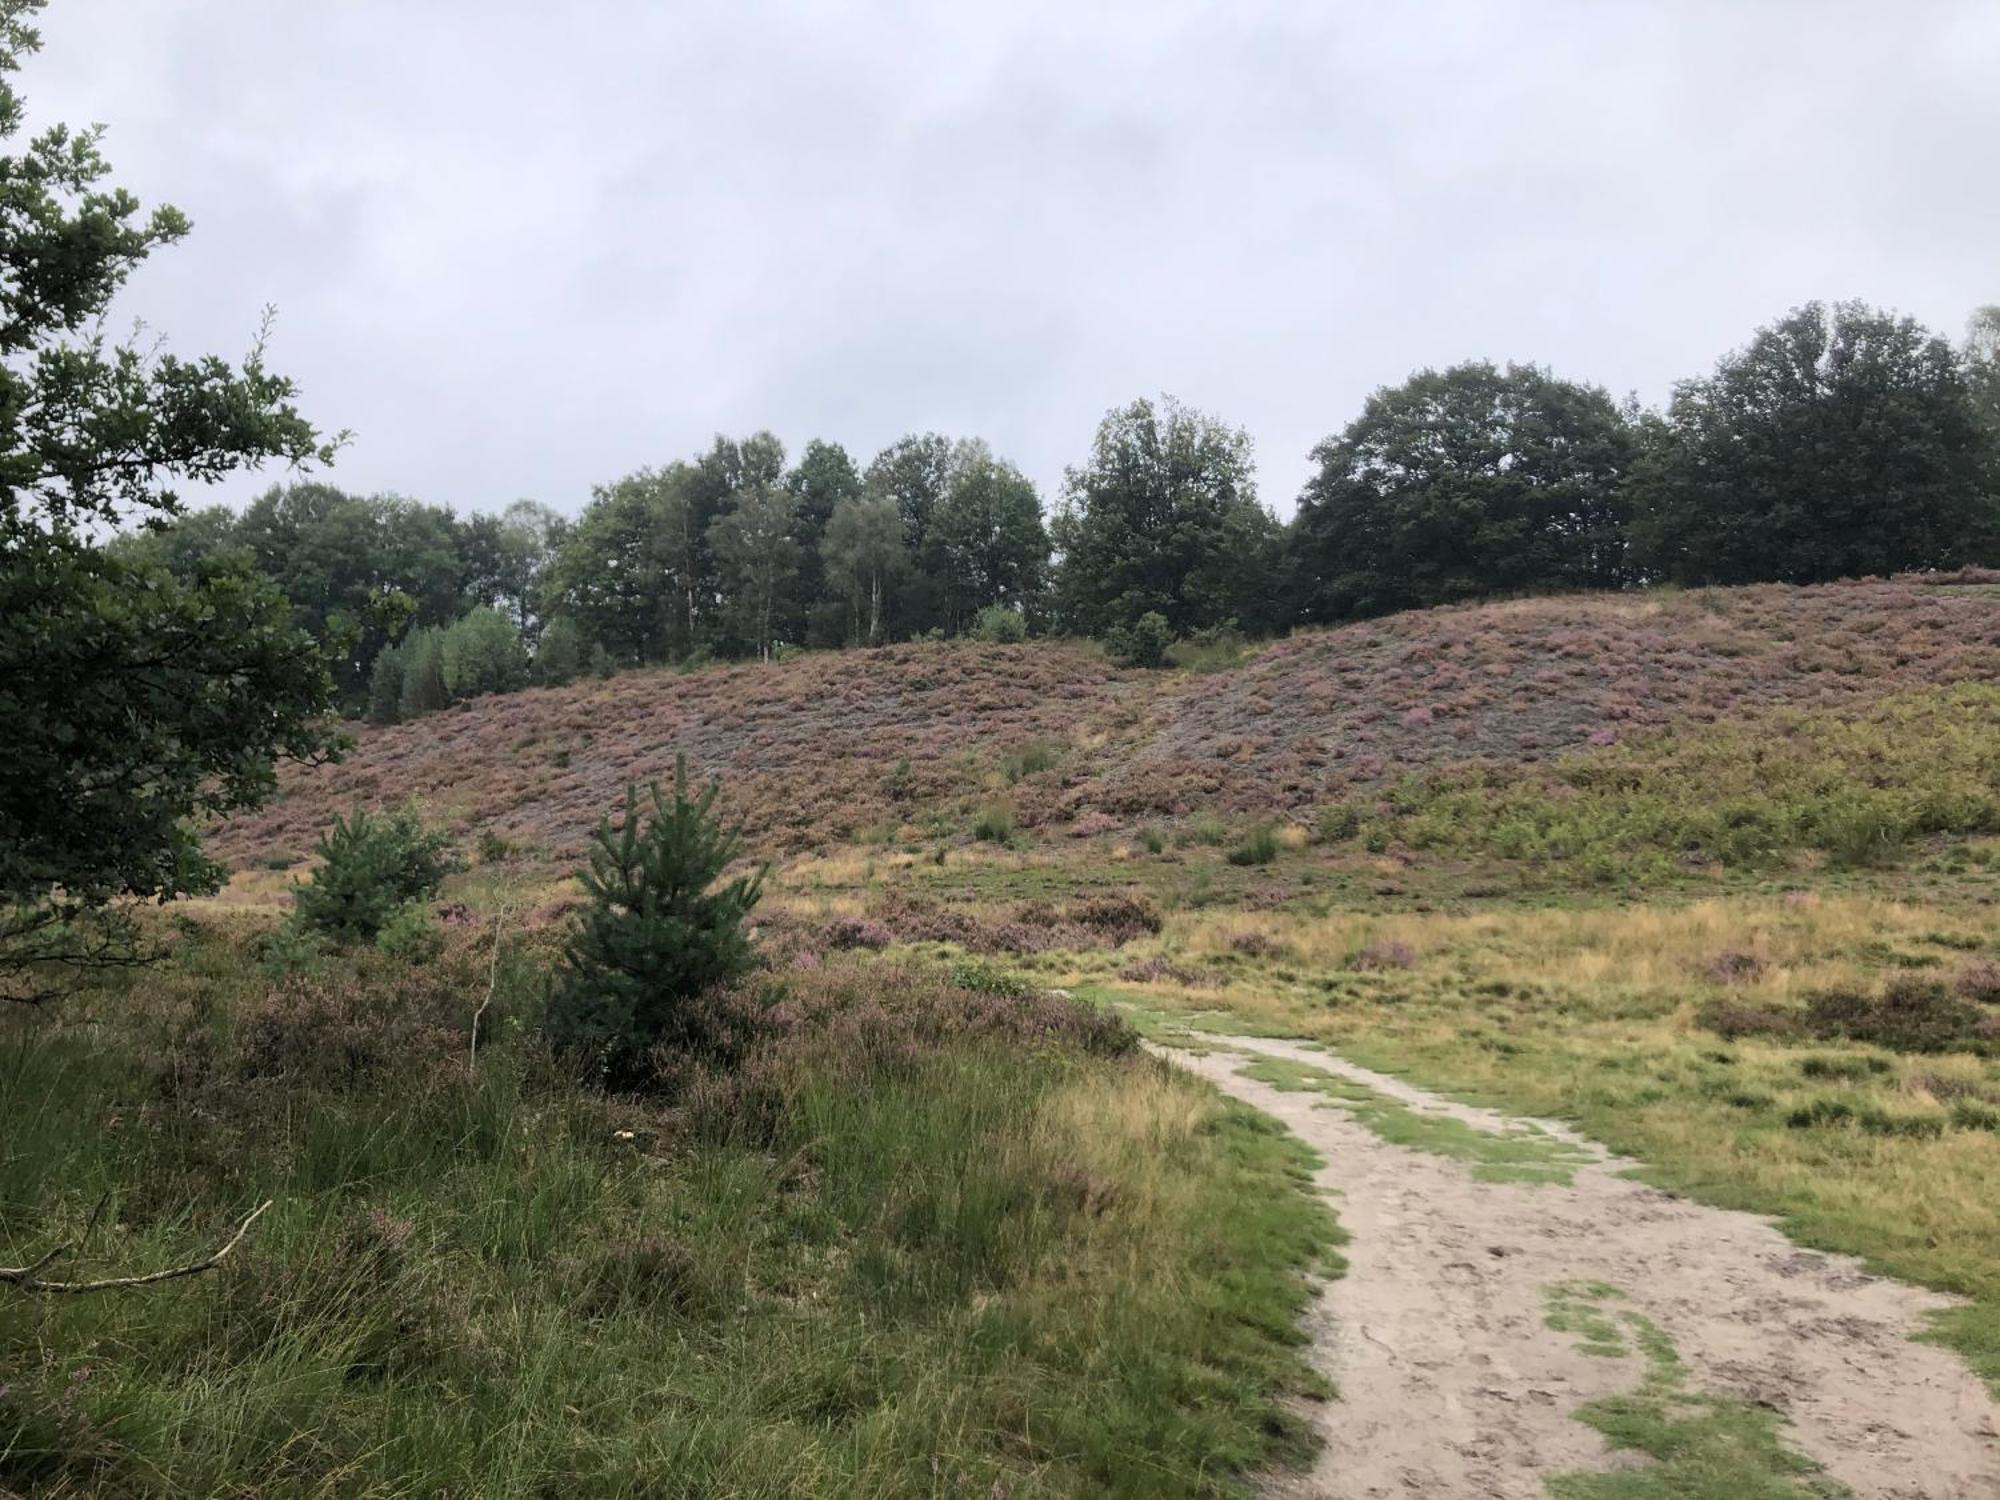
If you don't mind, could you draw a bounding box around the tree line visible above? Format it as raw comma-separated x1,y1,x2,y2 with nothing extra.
121,297,2000,719
3,0,1997,1011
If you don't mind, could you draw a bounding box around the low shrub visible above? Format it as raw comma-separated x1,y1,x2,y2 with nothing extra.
1803,976,1984,1053
1227,824,1281,867
1002,740,1063,782
1351,940,1416,972
973,802,1016,843
1119,955,1223,988
292,806,454,944
1704,949,1764,985
822,916,892,951
235,953,479,1093
1956,960,2000,1005
1696,1001,1802,1042
969,605,1028,644
1067,893,1163,946
1103,611,1172,670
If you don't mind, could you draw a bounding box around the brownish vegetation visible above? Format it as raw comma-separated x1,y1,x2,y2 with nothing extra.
211,578,2000,865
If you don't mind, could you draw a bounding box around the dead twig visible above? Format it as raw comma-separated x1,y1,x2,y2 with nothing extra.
0,1200,272,1294
469,903,509,1074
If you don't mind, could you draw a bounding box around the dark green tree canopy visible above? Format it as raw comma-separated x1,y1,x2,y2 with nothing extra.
1631,301,1996,585
927,439,1049,630
1289,361,1638,620
1052,396,1278,637
0,0,339,998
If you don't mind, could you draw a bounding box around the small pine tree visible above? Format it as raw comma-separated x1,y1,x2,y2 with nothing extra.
547,757,765,1084
293,805,454,943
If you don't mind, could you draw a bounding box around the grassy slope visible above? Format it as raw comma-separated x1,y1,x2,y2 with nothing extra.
31,576,1999,1493
0,928,1341,1497
1075,886,2000,1389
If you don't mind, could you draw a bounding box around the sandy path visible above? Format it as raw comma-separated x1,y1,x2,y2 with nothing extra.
1164,1033,2000,1499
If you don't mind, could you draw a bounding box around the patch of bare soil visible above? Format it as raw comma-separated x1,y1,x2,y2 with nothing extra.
1167,1034,2000,1499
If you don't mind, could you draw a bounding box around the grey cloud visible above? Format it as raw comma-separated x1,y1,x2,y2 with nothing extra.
22,0,2000,519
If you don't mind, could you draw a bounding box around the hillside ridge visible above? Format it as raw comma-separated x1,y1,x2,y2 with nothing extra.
211,577,2000,865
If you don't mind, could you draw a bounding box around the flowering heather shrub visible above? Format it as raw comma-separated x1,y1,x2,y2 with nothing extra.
821,916,891,951
1955,960,2000,1005
1704,949,1765,985
1119,955,1223,988
1803,976,1986,1053
1226,930,1287,960
869,893,1144,955
233,945,487,1092
1067,893,1163,946
1350,940,1416,972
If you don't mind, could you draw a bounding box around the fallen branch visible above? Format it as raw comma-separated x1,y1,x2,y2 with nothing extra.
0,1200,272,1294
469,903,509,1074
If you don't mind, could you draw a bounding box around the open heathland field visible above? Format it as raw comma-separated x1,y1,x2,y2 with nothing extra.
11,580,2000,1497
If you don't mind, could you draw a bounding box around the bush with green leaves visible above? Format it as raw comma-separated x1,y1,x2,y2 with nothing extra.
442,606,529,699
292,806,454,944
973,802,1016,843
374,899,444,963
366,642,406,723
970,604,1028,643
1103,610,1173,669
546,758,766,1084
398,626,451,718
1228,823,1281,867
535,614,585,686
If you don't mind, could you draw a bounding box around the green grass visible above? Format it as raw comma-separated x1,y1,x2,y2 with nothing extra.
1235,1056,1596,1185
1343,684,2000,884
0,925,1342,1498
1542,1282,1844,1498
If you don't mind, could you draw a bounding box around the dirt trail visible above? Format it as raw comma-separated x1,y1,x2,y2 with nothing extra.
1165,1033,2000,1499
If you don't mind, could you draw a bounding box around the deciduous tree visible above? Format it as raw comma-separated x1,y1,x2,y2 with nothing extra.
1631,302,1996,584
1289,362,1637,620
0,0,339,1000
1051,397,1277,637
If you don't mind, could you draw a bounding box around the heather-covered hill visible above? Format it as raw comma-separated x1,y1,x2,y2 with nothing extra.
212,577,2000,865
1143,576,2000,809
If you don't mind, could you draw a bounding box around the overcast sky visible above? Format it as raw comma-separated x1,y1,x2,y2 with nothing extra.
24,0,2000,520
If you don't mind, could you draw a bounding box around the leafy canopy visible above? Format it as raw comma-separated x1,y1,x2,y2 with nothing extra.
1290,361,1637,620
1631,300,1996,584
0,0,340,1000
1052,396,1278,638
